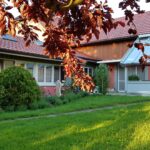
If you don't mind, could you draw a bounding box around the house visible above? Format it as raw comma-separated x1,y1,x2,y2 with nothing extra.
76,11,150,95
121,34,150,94
0,35,98,96
1,11,150,95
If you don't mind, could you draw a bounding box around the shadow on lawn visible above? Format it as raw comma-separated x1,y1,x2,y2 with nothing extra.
33,103,150,150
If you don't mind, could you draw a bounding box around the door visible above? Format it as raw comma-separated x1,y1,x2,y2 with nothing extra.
118,65,125,92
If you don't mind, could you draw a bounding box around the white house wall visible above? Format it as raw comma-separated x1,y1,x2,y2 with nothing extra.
0,59,62,87
127,81,150,95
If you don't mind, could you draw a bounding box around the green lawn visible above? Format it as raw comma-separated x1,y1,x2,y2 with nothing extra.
0,95,150,121
0,100,150,150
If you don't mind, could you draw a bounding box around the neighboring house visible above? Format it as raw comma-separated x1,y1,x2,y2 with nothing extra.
0,35,98,96
76,11,150,95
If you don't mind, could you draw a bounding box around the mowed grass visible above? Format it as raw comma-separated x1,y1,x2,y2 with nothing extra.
0,95,150,121
0,102,150,150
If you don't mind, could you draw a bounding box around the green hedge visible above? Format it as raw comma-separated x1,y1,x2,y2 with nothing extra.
0,66,41,111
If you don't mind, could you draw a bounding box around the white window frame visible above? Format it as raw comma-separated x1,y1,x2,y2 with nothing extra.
127,66,149,81
34,63,61,86
45,65,53,83
2,59,62,86
84,67,94,76
54,65,61,83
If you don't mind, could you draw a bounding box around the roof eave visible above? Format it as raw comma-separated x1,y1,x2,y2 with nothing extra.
97,59,121,64
0,48,62,62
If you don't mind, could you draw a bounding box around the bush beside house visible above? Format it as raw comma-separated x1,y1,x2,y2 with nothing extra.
94,64,108,95
0,66,41,111
0,66,89,111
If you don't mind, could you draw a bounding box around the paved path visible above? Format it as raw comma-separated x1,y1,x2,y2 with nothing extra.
1,100,150,123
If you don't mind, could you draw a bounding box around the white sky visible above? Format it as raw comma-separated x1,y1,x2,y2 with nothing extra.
103,0,150,18
5,0,150,41
6,0,150,18
7,0,150,18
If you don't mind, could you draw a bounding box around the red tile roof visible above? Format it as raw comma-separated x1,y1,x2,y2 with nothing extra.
0,36,98,61
0,11,150,61
82,11,150,44
0,36,44,56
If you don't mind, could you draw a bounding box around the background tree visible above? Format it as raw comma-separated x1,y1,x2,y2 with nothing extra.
94,64,108,95
0,0,144,91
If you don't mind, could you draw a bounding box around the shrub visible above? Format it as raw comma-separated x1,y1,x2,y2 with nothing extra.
46,96,63,105
94,64,108,95
30,98,50,110
62,90,89,102
128,75,140,81
78,91,89,97
46,90,89,106
0,66,41,111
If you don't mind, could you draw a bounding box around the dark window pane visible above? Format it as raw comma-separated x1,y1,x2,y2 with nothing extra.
89,68,93,76
46,66,52,82
84,68,88,74
54,66,60,82
26,63,34,75
128,66,136,77
38,64,44,82
61,67,65,82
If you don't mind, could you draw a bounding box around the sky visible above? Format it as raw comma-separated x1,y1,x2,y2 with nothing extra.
6,0,150,18
5,0,150,41
104,0,150,18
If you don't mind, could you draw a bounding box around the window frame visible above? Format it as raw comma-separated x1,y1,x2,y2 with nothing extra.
127,66,150,81
84,67,94,76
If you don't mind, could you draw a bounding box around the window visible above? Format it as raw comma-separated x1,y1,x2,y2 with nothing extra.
35,40,43,46
16,61,25,68
127,66,150,81
54,66,60,82
89,68,93,76
38,64,44,82
26,63,34,75
46,66,52,82
25,63,62,84
84,68,88,74
128,66,136,77
137,66,150,81
4,60,14,69
2,34,17,42
18,64,25,67
84,67,93,76
61,67,65,82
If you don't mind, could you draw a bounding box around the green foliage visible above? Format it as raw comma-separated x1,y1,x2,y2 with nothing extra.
0,66,41,111
94,64,108,95
46,90,89,106
46,96,62,105
30,98,50,110
128,75,140,81
62,90,89,102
